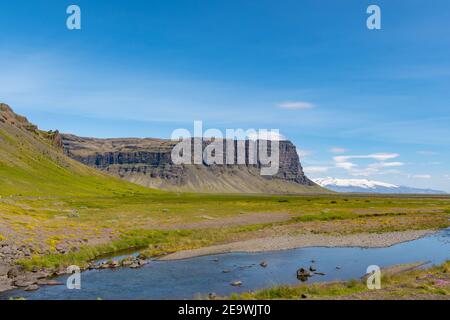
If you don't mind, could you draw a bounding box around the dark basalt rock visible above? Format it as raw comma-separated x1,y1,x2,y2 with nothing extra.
297,268,312,282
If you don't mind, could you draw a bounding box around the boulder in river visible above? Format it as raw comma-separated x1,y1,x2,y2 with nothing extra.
136,253,147,260
37,279,64,286
14,280,36,288
260,261,268,268
137,259,147,266
208,293,217,300
230,281,242,287
24,284,39,291
296,268,312,282
110,260,120,268
122,260,133,267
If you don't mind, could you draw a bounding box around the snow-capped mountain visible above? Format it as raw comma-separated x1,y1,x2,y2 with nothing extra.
313,177,447,194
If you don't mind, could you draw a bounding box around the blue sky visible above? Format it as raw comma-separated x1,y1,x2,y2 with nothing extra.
0,0,449,191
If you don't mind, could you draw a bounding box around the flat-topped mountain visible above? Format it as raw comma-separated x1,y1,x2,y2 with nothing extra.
62,134,321,194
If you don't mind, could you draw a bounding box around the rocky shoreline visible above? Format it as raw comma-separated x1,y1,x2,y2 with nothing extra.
0,242,40,293
0,244,149,294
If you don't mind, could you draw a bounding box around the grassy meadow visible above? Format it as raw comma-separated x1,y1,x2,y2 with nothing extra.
1,192,448,270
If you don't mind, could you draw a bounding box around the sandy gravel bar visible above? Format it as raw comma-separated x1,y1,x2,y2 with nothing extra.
160,230,434,261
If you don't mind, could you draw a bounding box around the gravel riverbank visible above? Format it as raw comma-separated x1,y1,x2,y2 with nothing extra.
159,230,434,261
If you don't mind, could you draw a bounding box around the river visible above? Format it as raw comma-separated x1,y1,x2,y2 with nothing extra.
1,228,449,300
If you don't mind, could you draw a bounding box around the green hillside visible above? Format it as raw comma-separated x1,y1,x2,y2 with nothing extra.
0,103,152,197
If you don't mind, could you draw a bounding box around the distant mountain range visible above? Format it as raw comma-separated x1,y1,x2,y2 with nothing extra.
313,177,447,195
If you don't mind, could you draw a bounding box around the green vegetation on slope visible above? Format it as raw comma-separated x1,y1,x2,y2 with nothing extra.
0,104,155,197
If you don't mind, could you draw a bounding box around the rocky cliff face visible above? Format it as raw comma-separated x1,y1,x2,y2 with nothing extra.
0,103,63,149
62,134,319,194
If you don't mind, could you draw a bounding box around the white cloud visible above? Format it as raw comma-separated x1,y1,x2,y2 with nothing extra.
412,174,432,179
347,168,379,177
368,162,404,169
333,153,402,177
333,153,399,163
276,101,316,110
336,162,357,170
297,149,312,158
444,174,450,180
329,147,347,154
304,166,330,174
